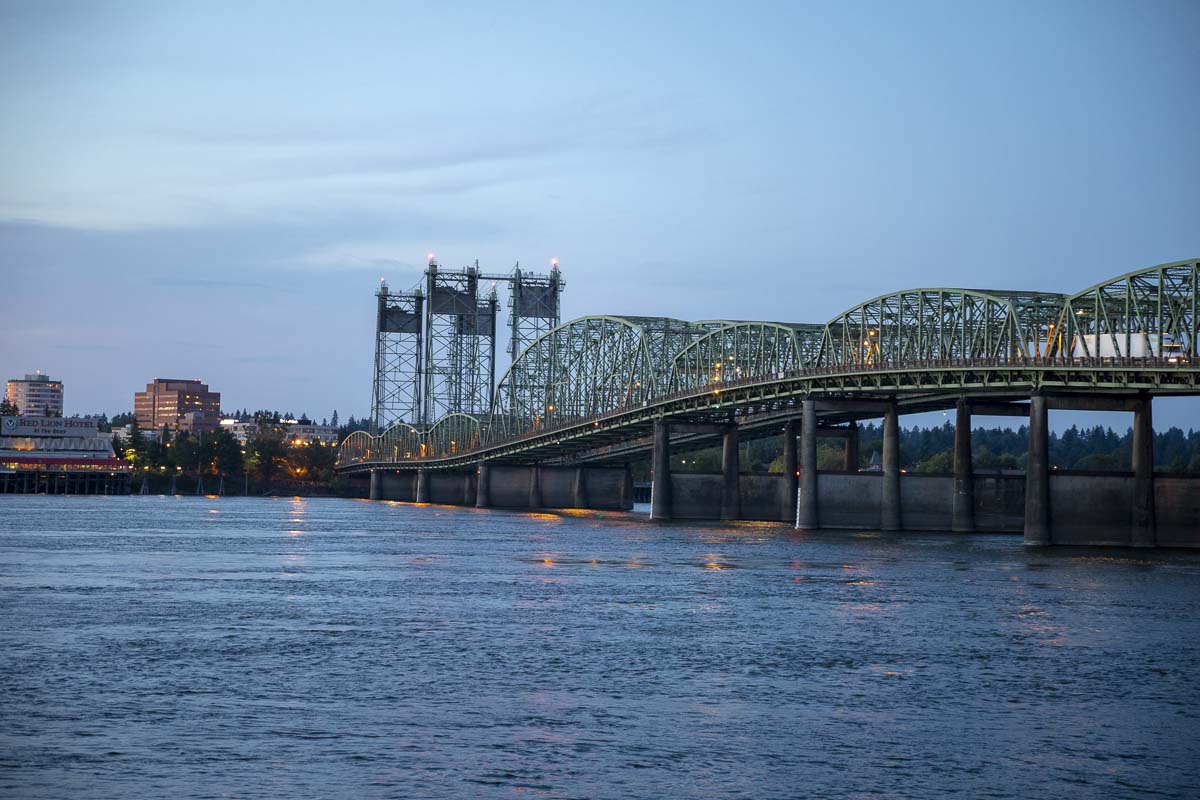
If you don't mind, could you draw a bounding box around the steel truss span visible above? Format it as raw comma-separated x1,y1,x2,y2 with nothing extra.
339,259,1200,472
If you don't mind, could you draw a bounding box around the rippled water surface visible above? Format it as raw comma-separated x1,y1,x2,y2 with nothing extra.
2,496,1199,798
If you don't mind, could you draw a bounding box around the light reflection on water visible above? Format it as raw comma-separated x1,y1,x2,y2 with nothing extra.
1,496,1199,799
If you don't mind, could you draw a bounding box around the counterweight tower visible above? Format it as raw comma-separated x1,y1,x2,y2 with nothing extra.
370,257,565,431
370,281,423,433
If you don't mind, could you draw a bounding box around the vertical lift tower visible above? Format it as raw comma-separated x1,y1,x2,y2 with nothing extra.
370,281,423,434
370,257,564,433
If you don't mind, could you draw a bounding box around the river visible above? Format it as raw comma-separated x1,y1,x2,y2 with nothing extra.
1,496,1197,798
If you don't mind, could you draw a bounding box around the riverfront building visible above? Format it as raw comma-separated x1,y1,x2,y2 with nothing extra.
134,379,221,435
0,415,128,494
220,419,339,445
5,372,63,416
282,422,339,446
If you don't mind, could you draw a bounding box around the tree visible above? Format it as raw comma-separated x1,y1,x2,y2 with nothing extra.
0,398,18,416
816,442,844,471
331,409,339,427
213,429,243,476
247,429,288,481
914,450,953,473
171,431,199,474
124,416,147,465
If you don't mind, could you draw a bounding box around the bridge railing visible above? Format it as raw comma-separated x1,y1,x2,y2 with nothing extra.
338,355,1194,468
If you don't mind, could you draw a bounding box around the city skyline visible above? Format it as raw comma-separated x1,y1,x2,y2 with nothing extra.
2,1,1198,427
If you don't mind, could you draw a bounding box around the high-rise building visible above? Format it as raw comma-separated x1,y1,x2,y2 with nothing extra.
6,372,64,416
134,378,221,435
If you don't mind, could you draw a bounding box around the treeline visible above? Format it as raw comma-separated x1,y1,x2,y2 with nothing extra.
114,418,340,487
668,422,1200,475
89,407,373,441
864,422,1200,473
177,408,372,441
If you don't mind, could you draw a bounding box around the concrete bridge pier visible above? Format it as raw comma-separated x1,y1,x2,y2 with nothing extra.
796,399,818,530
463,472,475,505
476,463,491,508
844,423,859,471
1131,395,1156,547
1023,394,1051,546
952,398,974,532
415,469,431,503
651,419,672,521
783,420,798,522
1023,393,1162,546
620,466,633,509
528,466,543,509
721,423,740,520
572,467,588,509
369,470,382,501
881,401,901,531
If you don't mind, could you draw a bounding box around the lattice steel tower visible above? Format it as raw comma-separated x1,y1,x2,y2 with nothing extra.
507,261,564,361
423,260,499,422
370,281,424,433
369,257,566,430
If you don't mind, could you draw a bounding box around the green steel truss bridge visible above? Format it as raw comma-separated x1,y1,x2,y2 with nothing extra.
337,259,1200,473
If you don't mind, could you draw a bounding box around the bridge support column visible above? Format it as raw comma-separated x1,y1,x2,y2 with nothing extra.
475,463,491,508
1024,394,1051,546
572,467,587,508
369,470,381,501
721,424,740,521
1132,395,1156,547
463,472,475,505
881,401,901,531
783,420,798,521
528,467,543,509
651,419,672,521
845,423,859,472
415,469,430,503
796,400,818,530
620,466,633,510
952,398,974,532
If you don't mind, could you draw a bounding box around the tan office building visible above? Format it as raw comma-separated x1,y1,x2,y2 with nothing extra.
6,372,64,416
134,378,222,435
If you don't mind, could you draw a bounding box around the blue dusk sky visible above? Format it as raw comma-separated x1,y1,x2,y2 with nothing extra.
1,0,1198,430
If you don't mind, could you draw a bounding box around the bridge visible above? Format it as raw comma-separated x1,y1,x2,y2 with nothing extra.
337,258,1200,548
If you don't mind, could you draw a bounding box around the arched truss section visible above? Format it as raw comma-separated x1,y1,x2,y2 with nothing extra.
337,430,374,467
337,423,423,467
668,321,825,392
818,288,1066,368
490,315,707,439
1051,259,1198,360
424,413,486,459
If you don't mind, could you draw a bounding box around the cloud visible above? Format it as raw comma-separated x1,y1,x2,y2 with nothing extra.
156,277,272,290
275,241,427,275
48,343,119,352
2,90,708,232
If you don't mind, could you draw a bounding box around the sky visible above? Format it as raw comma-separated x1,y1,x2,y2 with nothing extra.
2,0,1198,430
